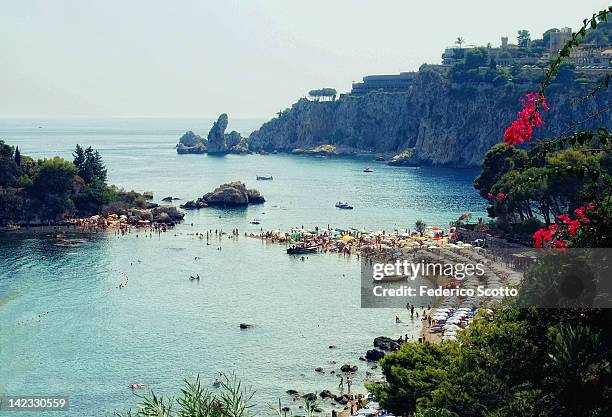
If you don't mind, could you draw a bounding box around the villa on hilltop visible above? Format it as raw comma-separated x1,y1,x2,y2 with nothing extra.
351,27,611,95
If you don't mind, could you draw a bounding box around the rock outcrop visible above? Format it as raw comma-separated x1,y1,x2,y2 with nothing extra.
177,131,206,154
176,114,248,155
207,114,229,153
365,349,385,361
373,336,400,351
182,181,265,209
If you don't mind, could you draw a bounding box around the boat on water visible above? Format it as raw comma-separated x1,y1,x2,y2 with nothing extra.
286,245,318,255
256,175,273,180
5,224,21,231
363,167,373,172
335,202,354,210
250,219,261,225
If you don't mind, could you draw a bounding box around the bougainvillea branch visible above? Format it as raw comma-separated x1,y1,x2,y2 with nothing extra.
503,92,549,145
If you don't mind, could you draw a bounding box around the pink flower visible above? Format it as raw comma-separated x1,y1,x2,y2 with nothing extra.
487,192,494,200
497,192,506,200
503,92,548,146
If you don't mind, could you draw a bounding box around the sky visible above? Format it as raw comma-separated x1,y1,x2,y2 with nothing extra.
0,0,608,118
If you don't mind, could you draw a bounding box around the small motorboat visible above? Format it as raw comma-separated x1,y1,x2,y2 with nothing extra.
286,246,318,255
212,379,221,387
363,167,373,172
256,175,273,180
250,219,261,225
335,202,354,210
189,274,200,281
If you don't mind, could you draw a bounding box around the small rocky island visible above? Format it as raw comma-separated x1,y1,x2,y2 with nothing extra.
176,114,248,154
181,181,265,209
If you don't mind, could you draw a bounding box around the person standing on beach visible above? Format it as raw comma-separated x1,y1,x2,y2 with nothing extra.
338,375,344,390
347,377,352,393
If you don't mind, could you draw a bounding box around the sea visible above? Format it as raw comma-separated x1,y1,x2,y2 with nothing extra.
0,117,487,416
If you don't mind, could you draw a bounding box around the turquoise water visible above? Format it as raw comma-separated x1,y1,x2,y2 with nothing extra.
0,118,487,416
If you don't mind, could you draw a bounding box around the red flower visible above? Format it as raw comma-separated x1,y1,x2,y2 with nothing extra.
533,227,555,248
551,240,567,248
503,92,548,146
557,214,571,225
568,220,581,237
497,192,506,200
487,192,494,200
587,203,595,210
574,206,590,224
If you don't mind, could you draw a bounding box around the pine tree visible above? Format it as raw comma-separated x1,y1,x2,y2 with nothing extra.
73,144,85,170
14,146,21,166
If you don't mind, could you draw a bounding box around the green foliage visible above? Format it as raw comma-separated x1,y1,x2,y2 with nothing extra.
73,144,108,185
475,143,529,199
114,373,255,417
369,308,612,417
308,88,337,101
517,29,531,47
0,143,148,223
415,219,427,235
465,47,488,69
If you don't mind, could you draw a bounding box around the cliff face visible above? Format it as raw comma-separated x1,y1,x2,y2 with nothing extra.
248,70,611,167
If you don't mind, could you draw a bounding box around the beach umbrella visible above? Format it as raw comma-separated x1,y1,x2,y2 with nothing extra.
443,324,461,330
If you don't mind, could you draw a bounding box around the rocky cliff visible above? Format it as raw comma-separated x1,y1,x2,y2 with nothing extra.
247,69,612,167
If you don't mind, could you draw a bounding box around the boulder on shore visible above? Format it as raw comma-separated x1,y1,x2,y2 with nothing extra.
365,349,385,361
339,364,358,373
152,206,185,223
319,390,334,399
373,336,400,351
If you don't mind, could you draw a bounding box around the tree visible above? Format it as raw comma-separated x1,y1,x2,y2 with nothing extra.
29,157,77,220
455,37,465,48
368,308,612,417
0,141,19,188
73,145,107,185
517,29,531,47
415,219,426,236
14,146,21,166
474,143,528,199
465,47,488,68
